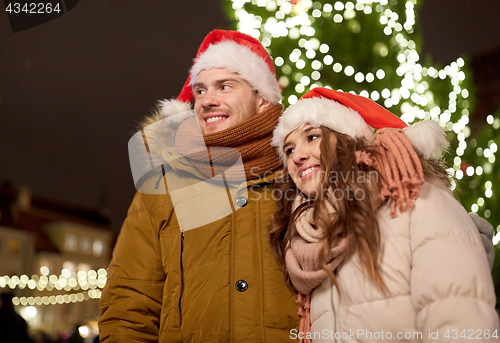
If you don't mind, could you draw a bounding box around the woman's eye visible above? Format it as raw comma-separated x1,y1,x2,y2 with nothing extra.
285,147,295,157
308,134,320,142
196,89,206,95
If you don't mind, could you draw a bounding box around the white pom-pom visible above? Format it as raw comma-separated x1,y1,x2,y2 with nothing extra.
158,99,192,116
404,120,449,159
156,99,193,127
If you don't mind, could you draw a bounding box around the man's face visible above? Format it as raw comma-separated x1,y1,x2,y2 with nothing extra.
193,68,271,135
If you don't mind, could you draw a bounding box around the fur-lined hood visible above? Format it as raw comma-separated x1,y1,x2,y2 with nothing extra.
128,99,195,191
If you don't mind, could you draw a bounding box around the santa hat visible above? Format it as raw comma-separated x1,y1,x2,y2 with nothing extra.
158,29,281,118
272,87,448,163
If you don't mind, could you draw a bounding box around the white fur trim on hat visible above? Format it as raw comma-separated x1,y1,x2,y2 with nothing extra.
403,120,448,159
189,41,281,105
271,98,375,163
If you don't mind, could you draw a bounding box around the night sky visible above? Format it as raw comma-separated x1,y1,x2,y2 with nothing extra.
1,0,499,230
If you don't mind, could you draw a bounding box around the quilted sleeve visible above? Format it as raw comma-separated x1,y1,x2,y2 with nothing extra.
99,191,168,342
409,183,499,342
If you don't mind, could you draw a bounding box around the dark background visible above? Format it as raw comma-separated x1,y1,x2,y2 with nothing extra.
1,0,499,230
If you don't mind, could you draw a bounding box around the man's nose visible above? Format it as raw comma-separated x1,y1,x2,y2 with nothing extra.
201,89,220,109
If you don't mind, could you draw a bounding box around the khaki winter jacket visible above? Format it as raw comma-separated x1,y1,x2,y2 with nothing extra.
99,141,300,342
307,182,499,343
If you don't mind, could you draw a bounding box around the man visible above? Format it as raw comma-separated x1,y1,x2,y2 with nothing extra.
99,30,300,342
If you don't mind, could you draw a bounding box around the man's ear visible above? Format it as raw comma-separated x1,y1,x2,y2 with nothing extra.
257,96,273,113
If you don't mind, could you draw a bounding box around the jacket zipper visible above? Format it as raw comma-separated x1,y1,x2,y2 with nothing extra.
179,230,184,326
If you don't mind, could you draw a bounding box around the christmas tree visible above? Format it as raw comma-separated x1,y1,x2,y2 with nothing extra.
223,0,499,302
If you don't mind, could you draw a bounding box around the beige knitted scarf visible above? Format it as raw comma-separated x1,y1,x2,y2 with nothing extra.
174,104,283,181
286,195,350,343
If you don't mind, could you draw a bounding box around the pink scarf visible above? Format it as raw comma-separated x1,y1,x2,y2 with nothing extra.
285,196,350,343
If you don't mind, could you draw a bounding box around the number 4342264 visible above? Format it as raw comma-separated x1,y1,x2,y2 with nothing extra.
444,329,498,340
5,3,61,14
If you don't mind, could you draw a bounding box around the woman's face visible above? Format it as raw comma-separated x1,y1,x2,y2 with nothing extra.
284,124,333,198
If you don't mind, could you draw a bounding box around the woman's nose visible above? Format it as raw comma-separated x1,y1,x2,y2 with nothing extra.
292,145,309,164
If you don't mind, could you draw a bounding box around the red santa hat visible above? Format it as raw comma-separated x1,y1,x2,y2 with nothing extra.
272,87,448,163
158,29,281,118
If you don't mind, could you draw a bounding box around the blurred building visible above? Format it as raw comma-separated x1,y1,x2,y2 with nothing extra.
0,182,115,337
0,225,35,279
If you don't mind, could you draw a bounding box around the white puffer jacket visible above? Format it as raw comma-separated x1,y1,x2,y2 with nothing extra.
309,182,499,342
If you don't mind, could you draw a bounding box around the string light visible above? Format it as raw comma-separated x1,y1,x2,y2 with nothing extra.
11,290,102,307
0,268,107,292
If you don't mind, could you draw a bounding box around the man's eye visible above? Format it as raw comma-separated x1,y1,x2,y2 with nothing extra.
285,147,294,157
221,84,230,90
195,89,206,95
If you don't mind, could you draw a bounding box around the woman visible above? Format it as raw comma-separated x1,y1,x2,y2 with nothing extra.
269,88,498,342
